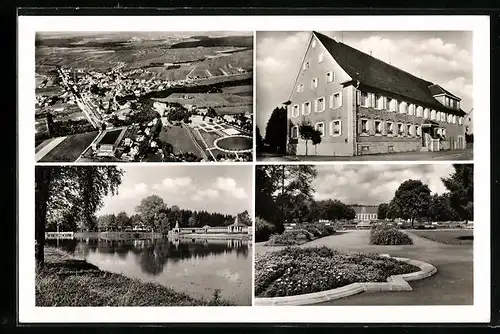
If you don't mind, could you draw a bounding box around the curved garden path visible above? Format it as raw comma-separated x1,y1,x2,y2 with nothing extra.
255,230,473,305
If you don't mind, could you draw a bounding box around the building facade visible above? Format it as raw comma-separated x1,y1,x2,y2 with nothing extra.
464,108,473,136
353,206,378,221
286,31,467,156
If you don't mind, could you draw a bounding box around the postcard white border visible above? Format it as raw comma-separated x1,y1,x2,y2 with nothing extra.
18,15,490,324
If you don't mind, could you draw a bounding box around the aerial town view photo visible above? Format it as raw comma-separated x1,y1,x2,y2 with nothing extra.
35,165,253,306
35,31,254,163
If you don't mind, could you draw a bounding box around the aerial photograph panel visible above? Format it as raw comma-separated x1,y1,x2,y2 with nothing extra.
35,31,254,163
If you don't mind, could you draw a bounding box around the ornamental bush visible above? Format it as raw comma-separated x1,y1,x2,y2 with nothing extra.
370,227,413,245
255,217,275,242
267,229,313,246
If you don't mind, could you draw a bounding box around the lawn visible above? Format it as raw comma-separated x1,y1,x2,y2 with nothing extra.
161,92,250,107
36,247,233,306
409,229,473,245
214,105,252,115
159,125,203,157
255,246,420,298
221,85,253,96
38,131,99,162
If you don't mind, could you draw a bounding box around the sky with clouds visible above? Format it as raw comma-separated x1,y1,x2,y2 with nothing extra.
98,165,253,217
256,31,473,135
312,164,455,205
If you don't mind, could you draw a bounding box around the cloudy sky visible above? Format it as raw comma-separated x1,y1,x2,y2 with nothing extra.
312,164,455,205
256,31,473,135
98,165,253,217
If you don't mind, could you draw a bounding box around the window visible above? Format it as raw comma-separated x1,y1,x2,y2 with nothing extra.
407,124,412,136
303,101,311,115
312,39,317,48
387,122,394,135
423,108,429,119
397,123,404,136
326,71,334,83
399,101,408,114
330,120,341,136
361,119,369,134
416,125,422,137
416,106,423,117
374,120,382,134
453,115,457,124
296,84,304,93
452,99,458,109
291,125,299,139
430,109,436,120
388,98,396,112
360,91,369,107
442,128,447,137
303,62,310,70
330,92,342,109
315,97,325,112
292,104,300,118
447,114,452,123
311,77,318,89
459,117,463,125
375,94,385,109
318,52,324,63
315,122,325,136
408,104,415,116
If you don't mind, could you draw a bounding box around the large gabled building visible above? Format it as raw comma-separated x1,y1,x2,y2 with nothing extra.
285,31,467,156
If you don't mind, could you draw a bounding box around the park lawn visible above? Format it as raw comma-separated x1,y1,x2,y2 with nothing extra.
36,247,233,306
159,125,203,157
38,131,99,162
409,229,473,245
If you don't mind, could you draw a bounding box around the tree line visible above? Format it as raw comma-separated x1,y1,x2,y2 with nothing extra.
96,194,250,233
255,165,354,232
376,164,473,227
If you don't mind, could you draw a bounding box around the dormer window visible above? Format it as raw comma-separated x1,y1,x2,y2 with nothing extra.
318,52,324,63
303,62,310,70
311,77,318,89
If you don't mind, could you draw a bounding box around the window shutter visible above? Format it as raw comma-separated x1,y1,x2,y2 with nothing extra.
358,119,363,134
381,121,387,135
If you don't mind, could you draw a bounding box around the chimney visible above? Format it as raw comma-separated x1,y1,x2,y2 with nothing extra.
369,51,372,57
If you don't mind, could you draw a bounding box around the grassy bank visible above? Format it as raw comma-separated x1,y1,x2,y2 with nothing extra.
36,247,234,306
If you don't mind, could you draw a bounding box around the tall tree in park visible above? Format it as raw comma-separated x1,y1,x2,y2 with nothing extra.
299,123,322,156
377,203,390,220
428,193,459,222
388,179,432,228
35,166,123,267
135,195,168,232
264,106,287,154
116,211,131,231
256,126,265,153
237,210,252,226
441,164,474,222
188,214,198,227
255,165,279,224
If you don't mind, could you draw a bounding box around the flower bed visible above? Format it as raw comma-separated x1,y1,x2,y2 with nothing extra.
255,246,420,297
370,225,413,245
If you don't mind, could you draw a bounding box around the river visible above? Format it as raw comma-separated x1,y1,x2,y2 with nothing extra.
46,237,252,305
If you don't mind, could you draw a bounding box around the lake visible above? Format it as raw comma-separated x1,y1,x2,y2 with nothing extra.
47,237,252,305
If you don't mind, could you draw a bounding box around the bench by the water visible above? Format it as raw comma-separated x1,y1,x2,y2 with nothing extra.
45,232,74,239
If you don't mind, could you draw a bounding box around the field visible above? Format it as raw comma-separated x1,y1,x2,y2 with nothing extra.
38,131,99,162
222,85,253,96
158,92,251,107
159,125,203,157
214,105,252,115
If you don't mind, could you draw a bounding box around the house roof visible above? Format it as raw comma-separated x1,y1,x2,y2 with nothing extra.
352,206,378,214
313,32,466,116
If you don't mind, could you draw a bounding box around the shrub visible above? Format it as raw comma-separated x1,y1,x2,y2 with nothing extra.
370,227,413,245
255,217,275,242
255,246,420,297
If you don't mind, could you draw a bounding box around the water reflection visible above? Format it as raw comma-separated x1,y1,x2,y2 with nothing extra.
46,237,251,305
